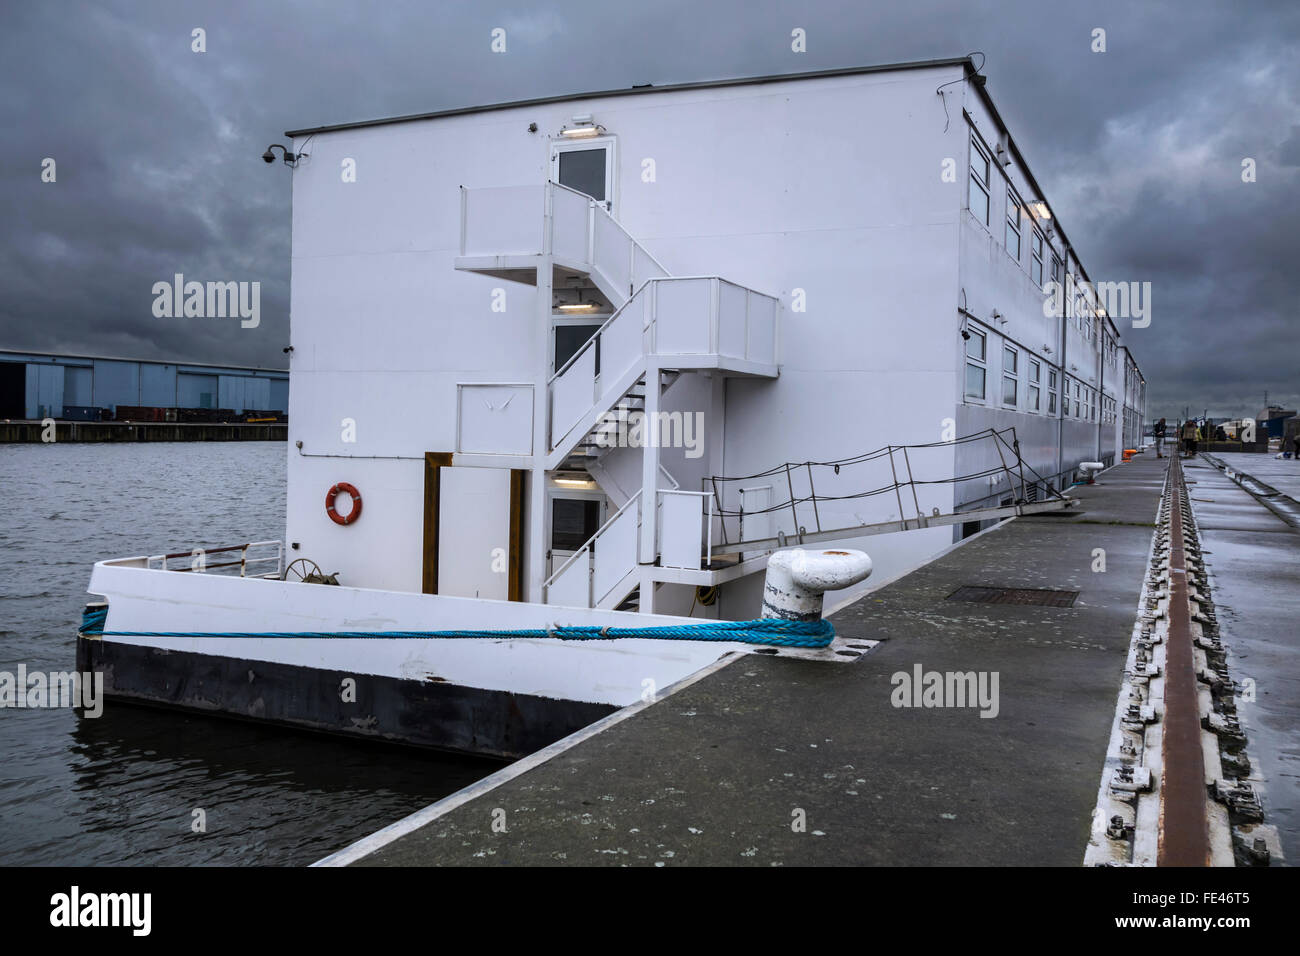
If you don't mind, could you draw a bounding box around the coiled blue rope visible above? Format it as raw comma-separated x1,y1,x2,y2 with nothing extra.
78,606,834,648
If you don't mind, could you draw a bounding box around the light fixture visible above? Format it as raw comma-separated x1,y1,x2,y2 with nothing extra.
554,475,595,488
1031,200,1051,220
560,115,604,138
557,303,599,312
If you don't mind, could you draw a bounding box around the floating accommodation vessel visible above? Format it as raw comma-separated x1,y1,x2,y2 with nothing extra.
80,57,1144,757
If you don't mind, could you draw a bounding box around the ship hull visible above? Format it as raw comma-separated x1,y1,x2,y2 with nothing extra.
82,556,748,756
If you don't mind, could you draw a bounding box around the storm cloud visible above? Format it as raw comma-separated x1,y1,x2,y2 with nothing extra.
1,0,1296,417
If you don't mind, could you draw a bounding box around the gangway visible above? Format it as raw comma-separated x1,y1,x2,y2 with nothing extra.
706,427,1078,556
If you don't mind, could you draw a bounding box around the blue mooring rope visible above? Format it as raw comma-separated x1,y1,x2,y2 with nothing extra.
77,606,834,648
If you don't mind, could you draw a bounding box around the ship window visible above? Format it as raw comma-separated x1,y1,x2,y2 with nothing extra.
964,327,987,401
1002,345,1018,407
557,149,607,202
554,323,602,372
1005,188,1022,261
1029,384,1040,412
969,139,991,226
1031,231,1044,286
551,498,601,552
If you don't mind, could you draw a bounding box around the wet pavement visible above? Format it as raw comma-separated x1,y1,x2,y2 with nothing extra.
1211,451,1300,502
331,454,1175,867
1185,455,1300,862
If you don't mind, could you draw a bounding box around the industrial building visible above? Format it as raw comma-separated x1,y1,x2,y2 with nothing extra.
0,349,288,422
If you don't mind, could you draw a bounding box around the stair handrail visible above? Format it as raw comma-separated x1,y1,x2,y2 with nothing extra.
542,489,642,594
546,180,673,279
547,278,656,386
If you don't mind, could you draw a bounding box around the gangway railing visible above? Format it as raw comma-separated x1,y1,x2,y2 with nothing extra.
147,540,284,579
704,428,1076,557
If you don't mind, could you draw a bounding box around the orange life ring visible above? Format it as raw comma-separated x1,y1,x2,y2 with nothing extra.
326,482,362,525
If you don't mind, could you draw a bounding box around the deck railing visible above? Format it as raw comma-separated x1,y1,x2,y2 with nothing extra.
147,540,283,579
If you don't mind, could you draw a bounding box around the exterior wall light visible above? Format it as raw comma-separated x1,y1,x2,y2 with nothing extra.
560,115,604,138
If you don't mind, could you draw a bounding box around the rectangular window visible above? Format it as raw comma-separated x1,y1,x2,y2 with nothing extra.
1063,394,1069,415
1031,231,1044,286
1002,345,1018,407
551,498,601,552
1051,255,1062,284
1005,188,1022,261
969,138,991,226
1049,391,1057,414
964,328,987,400
1029,384,1040,412
1029,359,1040,384
1002,374,1018,406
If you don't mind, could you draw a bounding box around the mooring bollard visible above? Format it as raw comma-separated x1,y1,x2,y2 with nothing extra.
761,548,873,622
1079,461,1104,484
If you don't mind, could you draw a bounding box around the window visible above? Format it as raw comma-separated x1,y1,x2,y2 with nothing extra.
1051,254,1062,284
1005,188,1023,261
964,327,987,400
554,322,602,372
1031,231,1044,286
1028,359,1041,412
551,498,601,552
970,139,992,225
1002,345,1018,407
1047,368,1058,415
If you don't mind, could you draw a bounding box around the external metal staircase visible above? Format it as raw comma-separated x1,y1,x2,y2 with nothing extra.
455,181,783,610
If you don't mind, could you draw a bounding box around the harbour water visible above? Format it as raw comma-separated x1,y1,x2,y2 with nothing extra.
0,442,497,866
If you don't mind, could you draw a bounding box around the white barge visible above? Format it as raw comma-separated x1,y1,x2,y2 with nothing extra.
81,57,1137,756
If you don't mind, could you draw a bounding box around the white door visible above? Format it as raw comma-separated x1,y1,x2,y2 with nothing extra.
551,138,616,212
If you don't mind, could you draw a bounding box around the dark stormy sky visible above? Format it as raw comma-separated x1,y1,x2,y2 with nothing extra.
2,0,1296,419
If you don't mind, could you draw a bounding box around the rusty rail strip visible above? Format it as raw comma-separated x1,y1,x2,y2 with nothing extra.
1157,455,1210,866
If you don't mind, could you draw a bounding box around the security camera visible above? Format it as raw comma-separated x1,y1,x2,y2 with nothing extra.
262,149,275,163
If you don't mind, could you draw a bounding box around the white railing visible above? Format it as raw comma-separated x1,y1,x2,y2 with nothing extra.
547,182,669,299
549,281,652,450
542,491,642,608
651,276,778,366
547,276,781,456
459,185,545,257
458,182,670,300
147,540,284,579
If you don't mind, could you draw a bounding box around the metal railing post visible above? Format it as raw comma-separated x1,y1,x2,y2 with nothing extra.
784,463,801,542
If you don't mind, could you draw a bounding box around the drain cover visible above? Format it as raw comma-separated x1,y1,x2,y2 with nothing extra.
947,585,1079,607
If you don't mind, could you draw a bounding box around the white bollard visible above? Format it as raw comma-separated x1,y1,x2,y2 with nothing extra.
762,548,873,622
1079,461,1104,484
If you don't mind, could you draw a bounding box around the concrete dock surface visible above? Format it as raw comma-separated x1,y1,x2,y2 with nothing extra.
335,453,1294,866
1187,453,1300,861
